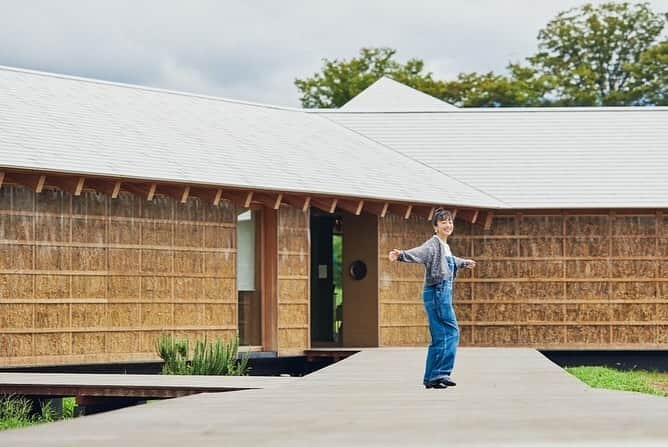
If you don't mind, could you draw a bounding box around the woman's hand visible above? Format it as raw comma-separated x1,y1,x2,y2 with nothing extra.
463,259,476,269
388,249,401,262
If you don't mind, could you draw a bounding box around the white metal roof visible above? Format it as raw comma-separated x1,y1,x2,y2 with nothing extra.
0,66,503,208
323,107,668,208
339,77,458,112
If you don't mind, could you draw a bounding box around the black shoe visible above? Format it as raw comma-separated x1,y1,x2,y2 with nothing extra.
440,377,456,387
424,381,448,389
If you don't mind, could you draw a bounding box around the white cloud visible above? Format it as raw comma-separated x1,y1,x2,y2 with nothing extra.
0,0,666,106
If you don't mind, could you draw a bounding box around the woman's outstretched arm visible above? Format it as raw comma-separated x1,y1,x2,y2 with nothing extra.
388,239,431,264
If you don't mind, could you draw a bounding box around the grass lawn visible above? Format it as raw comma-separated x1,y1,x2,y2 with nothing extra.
566,366,668,397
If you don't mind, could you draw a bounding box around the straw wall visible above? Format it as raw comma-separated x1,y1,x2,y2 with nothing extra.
277,206,309,353
0,184,237,366
379,212,668,348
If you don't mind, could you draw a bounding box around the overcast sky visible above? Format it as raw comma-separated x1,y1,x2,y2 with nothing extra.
1,0,666,107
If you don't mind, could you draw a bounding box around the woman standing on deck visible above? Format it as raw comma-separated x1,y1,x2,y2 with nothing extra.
388,209,476,389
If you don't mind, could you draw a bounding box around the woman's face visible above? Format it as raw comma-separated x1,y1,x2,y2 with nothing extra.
434,217,454,237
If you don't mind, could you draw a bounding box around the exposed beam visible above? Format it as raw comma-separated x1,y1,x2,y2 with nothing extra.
5,173,46,193
157,185,190,203
410,206,433,220
0,172,4,189
282,194,311,212
483,210,494,230
451,208,458,219
476,210,495,230
123,182,157,201
456,209,479,224
335,199,364,216
363,201,389,217
427,207,435,220
86,179,122,198
46,176,86,196
386,203,411,218
253,192,283,210
189,187,223,206
225,190,254,209
311,197,338,214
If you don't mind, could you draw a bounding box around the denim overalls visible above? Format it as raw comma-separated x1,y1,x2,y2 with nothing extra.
422,254,459,385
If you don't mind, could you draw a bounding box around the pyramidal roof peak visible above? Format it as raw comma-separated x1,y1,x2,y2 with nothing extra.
339,76,458,112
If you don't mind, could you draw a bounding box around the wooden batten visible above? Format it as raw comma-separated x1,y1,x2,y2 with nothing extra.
311,197,338,214
404,205,413,219
5,172,46,193
451,208,458,219
456,209,479,224
0,172,5,188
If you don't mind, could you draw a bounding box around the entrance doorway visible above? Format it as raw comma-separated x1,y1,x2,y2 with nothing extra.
310,211,343,346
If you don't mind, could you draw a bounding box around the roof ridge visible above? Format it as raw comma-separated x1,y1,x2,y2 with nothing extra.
317,114,509,208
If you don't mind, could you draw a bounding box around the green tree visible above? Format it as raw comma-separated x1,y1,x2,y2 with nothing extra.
295,47,442,108
295,3,667,108
528,2,667,105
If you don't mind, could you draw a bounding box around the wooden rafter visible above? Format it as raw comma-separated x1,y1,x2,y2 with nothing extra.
336,199,365,216
282,194,311,212
0,172,4,189
5,172,46,193
253,192,283,210
46,176,86,196
456,209,479,224
410,206,433,220
86,179,122,198
225,190,254,209
190,187,223,206
476,210,495,230
123,182,157,201
364,201,389,217
157,184,190,203
386,203,412,218
311,197,338,214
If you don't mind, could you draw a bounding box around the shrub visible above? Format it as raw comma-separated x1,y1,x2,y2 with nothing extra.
156,335,249,376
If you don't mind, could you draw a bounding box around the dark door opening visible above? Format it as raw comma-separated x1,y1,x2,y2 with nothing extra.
310,210,343,345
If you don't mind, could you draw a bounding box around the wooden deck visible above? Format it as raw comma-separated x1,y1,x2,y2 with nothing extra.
2,348,668,446
0,373,296,398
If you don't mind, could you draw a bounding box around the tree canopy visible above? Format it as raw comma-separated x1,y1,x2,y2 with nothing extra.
295,2,667,108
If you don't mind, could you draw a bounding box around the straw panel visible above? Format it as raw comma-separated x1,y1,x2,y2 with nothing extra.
0,184,237,366
378,211,668,348
277,206,309,352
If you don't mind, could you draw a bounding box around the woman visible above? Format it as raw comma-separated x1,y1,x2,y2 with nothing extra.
388,209,476,389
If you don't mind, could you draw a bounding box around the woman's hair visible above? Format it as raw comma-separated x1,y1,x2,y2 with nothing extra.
432,208,453,227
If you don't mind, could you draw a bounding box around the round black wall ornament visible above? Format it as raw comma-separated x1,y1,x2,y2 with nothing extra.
349,260,367,280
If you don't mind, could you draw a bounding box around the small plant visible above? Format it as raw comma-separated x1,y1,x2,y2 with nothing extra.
62,397,76,419
0,394,59,431
156,335,190,375
156,334,249,376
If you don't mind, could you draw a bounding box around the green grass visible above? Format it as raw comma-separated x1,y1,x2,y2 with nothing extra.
565,366,668,397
